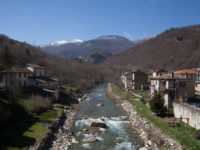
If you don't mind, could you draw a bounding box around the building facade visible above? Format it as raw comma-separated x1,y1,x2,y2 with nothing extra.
121,69,148,90
2,64,58,90
151,71,195,108
2,68,33,89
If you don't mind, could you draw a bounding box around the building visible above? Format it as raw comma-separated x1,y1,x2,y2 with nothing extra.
195,68,200,94
150,70,195,108
26,64,45,76
2,68,33,89
121,69,148,90
174,69,197,80
2,64,58,90
28,76,58,90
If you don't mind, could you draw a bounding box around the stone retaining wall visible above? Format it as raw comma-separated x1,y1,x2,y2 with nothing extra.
173,102,200,129
106,83,184,150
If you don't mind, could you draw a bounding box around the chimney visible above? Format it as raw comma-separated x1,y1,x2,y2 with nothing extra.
172,72,174,78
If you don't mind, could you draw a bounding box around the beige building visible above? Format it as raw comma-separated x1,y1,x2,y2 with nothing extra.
121,69,148,90
2,64,58,90
151,70,195,108
2,68,33,89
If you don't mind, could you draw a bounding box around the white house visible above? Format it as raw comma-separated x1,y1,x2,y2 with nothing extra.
26,64,45,76
2,64,58,90
2,68,33,89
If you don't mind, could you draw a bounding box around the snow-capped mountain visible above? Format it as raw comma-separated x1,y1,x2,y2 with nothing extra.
40,35,150,64
40,39,83,47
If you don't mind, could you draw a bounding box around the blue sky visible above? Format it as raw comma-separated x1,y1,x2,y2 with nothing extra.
0,0,199,45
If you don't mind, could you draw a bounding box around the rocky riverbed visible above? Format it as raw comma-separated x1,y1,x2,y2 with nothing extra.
49,108,77,150
69,84,143,150
106,83,184,150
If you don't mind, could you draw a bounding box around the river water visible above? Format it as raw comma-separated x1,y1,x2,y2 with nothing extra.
70,84,143,150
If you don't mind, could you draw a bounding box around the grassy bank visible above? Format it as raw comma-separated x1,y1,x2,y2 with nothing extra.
111,84,200,150
0,97,64,150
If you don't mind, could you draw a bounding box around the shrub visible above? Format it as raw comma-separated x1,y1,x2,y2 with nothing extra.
141,96,146,104
195,130,200,139
28,95,52,114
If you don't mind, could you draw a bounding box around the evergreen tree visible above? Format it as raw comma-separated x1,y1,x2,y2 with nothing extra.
150,91,166,116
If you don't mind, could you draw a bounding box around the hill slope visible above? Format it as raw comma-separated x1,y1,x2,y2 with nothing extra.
0,35,106,90
40,35,139,64
103,25,200,71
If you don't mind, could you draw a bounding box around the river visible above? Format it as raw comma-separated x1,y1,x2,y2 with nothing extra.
70,84,143,150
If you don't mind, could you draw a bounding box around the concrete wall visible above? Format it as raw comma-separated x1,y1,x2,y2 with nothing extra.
173,102,200,129
195,83,200,93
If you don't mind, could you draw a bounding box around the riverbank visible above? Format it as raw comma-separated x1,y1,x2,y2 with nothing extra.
106,83,184,150
49,106,78,150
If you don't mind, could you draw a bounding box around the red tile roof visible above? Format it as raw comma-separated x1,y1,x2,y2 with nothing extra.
152,73,187,80
174,69,197,74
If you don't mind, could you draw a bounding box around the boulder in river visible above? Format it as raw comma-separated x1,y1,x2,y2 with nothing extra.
91,122,107,128
98,127,106,133
139,147,148,150
96,103,103,107
86,136,97,143
72,137,79,144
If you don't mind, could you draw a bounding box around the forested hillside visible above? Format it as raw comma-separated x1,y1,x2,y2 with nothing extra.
103,25,200,71
0,35,109,91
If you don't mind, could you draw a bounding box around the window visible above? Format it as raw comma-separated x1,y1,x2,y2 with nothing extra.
19,73,21,78
24,73,26,78
179,82,185,87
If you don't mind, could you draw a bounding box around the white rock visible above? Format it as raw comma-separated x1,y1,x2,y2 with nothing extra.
96,103,103,107
147,140,152,146
86,136,97,143
72,138,79,144
139,147,148,150
98,127,106,133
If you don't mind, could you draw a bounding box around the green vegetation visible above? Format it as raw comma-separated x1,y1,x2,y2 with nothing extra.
111,84,118,93
111,84,200,150
1,97,63,150
23,108,62,141
64,84,77,91
129,97,200,150
150,91,166,116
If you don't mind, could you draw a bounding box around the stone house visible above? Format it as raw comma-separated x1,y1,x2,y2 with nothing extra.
151,70,195,108
195,68,200,94
2,64,58,90
2,68,33,89
121,69,148,90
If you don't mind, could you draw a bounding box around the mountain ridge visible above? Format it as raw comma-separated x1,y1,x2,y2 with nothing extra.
103,25,200,72
40,35,149,64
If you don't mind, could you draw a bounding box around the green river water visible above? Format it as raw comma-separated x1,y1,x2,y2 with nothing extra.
70,84,143,150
